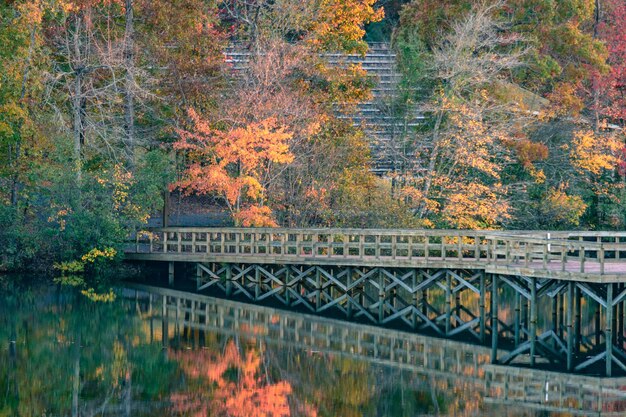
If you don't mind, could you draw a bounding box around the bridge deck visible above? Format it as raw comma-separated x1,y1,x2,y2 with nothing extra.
127,228,626,282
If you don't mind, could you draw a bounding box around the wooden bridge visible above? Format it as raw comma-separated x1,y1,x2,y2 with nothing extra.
126,284,626,416
126,227,626,376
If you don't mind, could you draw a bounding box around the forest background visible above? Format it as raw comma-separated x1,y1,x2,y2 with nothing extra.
1,0,625,273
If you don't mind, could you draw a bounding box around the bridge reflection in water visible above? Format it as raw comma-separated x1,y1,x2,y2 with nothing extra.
126,283,626,416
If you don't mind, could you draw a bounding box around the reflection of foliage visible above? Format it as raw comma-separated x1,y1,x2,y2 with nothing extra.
81,287,117,303
0,287,177,416
53,247,118,302
170,339,307,417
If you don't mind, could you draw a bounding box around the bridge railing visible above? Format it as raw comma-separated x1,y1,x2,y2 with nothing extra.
136,228,496,261
132,228,626,276
488,234,626,274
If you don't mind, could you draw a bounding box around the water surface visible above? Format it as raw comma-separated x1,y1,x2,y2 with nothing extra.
1,280,624,416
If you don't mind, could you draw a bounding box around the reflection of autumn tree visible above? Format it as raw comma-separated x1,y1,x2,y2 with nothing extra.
170,339,315,417
271,350,375,417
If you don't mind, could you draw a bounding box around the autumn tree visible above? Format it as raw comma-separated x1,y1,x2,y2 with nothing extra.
395,3,528,228
0,0,47,206
174,110,293,226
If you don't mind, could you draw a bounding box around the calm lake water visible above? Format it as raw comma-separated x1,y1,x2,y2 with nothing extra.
1,278,625,416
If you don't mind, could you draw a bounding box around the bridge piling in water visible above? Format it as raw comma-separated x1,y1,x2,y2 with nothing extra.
127,227,626,376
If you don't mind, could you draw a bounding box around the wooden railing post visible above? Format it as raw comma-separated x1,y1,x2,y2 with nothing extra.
579,240,585,273
474,235,480,260
359,234,364,259
524,242,530,267
375,235,381,259
599,244,605,275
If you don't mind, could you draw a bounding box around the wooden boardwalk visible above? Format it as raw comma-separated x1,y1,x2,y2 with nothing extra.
128,228,626,282
125,227,626,377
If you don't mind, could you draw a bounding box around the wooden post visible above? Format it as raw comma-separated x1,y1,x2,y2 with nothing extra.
491,274,498,364
412,270,418,330
161,295,168,348
284,266,291,306
575,285,581,354
579,236,585,272
168,261,174,286
559,292,564,340
316,267,322,312
530,277,537,367
455,286,461,329
606,283,613,377
514,292,520,346
445,271,452,335
226,263,232,297
595,304,601,347
378,268,385,323
617,284,625,349
521,295,528,342
255,265,261,301
567,282,574,371
480,272,486,344
599,244,605,275
552,294,558,349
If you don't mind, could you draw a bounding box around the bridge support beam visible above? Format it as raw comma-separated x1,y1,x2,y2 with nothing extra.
168,261,174,286
491,274,498,364
190,261,626,376
530,278,537,367
567,282,574,371
606,283,613,377
480,272,486,345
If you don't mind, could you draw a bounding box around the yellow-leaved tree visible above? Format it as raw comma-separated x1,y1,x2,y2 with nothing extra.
173,109,293,227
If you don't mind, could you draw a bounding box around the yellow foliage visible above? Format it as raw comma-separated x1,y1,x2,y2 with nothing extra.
541,187,587,226
569,130,619,175
81,247,117,263
81,288,116,303
308,0,384,54
442,183,510,229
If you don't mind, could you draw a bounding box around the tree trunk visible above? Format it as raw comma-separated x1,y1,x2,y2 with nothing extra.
162,189,170,227
72,332,81,417
72,13,85,184
123,0,136,167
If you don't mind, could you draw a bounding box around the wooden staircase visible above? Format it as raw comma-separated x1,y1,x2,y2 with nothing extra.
224,42,421,175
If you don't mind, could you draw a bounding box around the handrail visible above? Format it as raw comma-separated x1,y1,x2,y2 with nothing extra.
131,227,626,277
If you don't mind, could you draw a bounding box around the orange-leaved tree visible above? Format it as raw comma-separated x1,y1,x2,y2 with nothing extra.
173,109,293,227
